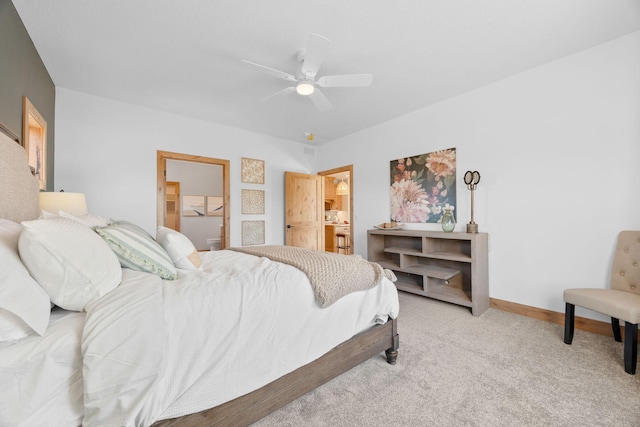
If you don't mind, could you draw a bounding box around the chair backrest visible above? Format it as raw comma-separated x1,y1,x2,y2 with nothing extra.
610,231,640,295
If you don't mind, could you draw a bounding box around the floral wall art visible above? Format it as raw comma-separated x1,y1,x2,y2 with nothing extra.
390,147,457,224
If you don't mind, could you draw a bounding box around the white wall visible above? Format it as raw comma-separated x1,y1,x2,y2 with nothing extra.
317,32,640,319
54,88,316,247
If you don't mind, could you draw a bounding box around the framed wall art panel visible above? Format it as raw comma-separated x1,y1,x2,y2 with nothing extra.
22,97,47,190
206,196,224,216
242,220,265,246
241,157,265,184
182,195,205,217
390,147,457,224
241,189,265,214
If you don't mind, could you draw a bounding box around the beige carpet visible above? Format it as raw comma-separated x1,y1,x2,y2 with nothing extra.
253,291,640,426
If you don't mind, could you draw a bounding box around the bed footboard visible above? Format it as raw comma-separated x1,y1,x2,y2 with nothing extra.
154,317,399,427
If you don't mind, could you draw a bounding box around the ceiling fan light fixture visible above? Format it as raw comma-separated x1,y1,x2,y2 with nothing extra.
296,80,315,96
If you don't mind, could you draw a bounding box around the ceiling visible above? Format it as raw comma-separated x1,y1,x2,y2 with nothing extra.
12,0,640,145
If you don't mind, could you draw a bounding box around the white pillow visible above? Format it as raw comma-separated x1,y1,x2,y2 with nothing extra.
0,219,50,340
59,210,109,228
96,220,178,280
40,209,59,219
19,217,122,311
156,226,202,270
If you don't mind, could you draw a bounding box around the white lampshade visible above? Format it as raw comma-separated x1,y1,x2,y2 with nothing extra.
336,180,349,195
39,192,88,216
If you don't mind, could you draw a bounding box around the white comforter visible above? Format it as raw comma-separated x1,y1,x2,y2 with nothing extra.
0,308,85,426
2,249,399,426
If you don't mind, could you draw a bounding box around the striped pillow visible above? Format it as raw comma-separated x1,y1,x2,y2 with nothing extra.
96,221,177,280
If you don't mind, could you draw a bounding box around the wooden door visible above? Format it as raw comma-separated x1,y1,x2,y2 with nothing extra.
285,172,324,250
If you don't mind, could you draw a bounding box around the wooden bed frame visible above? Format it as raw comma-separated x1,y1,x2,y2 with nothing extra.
154,318,399,426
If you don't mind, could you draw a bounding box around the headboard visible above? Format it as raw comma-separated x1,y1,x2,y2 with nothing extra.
0,129,40,222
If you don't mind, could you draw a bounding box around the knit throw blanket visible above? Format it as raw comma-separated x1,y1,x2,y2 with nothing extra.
229,245,395,307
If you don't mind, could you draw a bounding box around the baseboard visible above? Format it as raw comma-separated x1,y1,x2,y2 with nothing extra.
489,298,616,338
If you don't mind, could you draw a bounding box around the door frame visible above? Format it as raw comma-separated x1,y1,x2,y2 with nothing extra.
157,150,230,249
319,165,353,252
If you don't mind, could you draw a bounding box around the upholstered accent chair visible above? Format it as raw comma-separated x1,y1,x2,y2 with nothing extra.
563,231,640,374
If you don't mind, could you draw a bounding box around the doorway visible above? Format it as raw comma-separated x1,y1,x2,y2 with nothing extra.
319,165,353,254
157,151,230,250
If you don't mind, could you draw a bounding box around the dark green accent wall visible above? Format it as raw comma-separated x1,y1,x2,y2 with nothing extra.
0,0,55,190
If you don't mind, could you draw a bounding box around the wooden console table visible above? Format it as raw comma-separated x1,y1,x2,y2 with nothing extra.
367,229,489,316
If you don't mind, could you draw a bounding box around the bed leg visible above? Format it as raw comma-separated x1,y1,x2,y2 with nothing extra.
385,317,399,365
385,348,398,365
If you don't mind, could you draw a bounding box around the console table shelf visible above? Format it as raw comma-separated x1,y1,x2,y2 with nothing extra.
368,229,489,316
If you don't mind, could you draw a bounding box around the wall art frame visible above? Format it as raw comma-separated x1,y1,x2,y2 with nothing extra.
206,196,224,216
389,147,457,224
182,195,206,217
241,157,265,184
241,189,265,214
22,97,47,190
242,220,265,246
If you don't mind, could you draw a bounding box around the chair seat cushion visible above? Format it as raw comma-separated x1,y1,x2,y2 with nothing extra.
564,288,640,324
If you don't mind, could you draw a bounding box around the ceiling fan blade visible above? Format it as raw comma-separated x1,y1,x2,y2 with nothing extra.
301,34,331,78
308,88,332,112
317,74,373,88
260,86,295,103
241,60,297,82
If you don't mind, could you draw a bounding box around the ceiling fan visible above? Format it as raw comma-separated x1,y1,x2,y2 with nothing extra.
241,34,373,112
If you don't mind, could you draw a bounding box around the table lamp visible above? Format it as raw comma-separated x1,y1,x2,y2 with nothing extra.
39,191,88,216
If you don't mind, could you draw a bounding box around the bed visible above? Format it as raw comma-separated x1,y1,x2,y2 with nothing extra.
0,134,399,426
